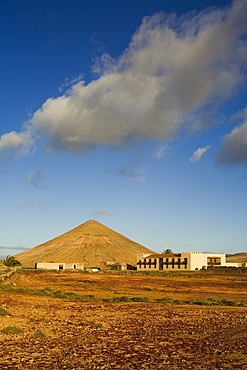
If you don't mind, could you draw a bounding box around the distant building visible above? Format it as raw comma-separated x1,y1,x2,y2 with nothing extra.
100,261,127,271
85,268,100,272
137,252,240,271
34,262,84,270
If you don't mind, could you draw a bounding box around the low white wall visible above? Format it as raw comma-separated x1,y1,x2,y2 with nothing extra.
35,262,84,270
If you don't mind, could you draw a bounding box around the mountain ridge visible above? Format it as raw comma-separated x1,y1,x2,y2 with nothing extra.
226,252,247,263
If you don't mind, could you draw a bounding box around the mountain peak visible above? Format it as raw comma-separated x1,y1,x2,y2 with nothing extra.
15,220,154,268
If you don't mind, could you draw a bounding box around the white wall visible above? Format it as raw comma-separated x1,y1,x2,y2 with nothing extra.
181,252,226,270
137,252,228,271
35,262,84,270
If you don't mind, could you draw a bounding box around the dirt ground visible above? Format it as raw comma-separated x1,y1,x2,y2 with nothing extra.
0,271,247,369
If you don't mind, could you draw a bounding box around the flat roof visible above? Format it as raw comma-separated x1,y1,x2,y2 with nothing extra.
144,253,182,258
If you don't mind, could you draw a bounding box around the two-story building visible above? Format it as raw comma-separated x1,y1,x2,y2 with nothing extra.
137,252,239,271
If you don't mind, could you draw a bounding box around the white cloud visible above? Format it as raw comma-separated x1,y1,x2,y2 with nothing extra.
190,145,211,162
1,0,247,161
217,118,247,165
58,74,84,93
0,131,34,157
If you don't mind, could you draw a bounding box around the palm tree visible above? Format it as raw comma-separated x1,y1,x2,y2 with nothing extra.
3,255,21,268
163,249,172,254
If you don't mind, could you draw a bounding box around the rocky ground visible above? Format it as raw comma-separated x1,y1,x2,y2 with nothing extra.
0,271,247,369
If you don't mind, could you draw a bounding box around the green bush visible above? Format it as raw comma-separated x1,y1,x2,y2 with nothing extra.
132,296,152,302
0,307,11,316
2,326,23,334
0,283,97,302
92,323,103,328
35,331,46,338
156,297,174,303
103,296,152,303
112,296,132,302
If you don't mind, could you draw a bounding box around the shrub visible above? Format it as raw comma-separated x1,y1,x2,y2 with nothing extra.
2,326,23,334
132,297,152,302
112,296,132,302
192,300,211,306
0,307,11,316
92,323,103,328
35,331,46,338
156,297,174,304
103,296,152,303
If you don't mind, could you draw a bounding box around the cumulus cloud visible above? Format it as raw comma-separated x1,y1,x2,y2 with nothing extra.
190,145,211,162
1,0,247,161
25,170,46,189
0,131,34,157
217,119,247,165
58,74,84,93
93,209,114,216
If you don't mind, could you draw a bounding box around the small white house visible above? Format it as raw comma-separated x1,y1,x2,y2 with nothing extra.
34,262,84,270
137,252,239,271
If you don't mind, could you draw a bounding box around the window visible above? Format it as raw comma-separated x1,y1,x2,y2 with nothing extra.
73,265,77,269
207,257,221,266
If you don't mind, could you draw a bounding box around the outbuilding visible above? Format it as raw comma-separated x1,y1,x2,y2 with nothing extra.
34,262,84,270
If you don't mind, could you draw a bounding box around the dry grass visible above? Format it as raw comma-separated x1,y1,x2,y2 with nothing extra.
0,270,246,369
8,269,247,303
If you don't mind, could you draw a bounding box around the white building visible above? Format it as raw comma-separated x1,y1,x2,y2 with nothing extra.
35,262,84,270
100,261,127,271
137,252,239,271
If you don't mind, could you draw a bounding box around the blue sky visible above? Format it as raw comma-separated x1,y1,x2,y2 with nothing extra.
1,0,247,259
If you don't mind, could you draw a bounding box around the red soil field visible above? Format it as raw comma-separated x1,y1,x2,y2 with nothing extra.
0,270,247,369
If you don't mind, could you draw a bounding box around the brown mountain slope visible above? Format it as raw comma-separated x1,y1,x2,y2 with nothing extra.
15,220,155,268
226,252,247,263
